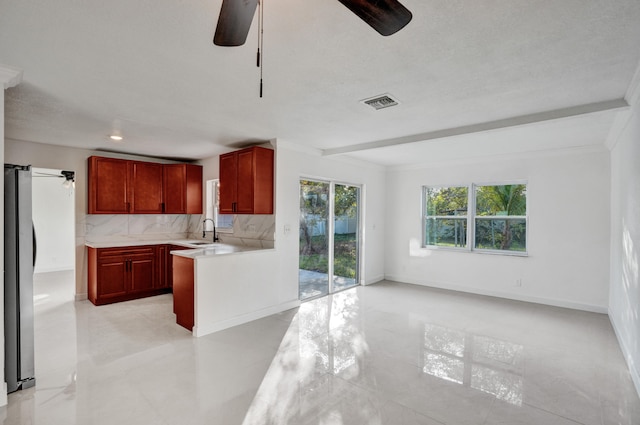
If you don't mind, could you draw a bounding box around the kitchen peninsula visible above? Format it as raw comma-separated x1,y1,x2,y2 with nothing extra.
86,238,290,336
171,244,292,337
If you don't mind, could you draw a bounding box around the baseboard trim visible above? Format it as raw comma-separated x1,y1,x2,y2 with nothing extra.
364,275,385,286
608,313,640,399
75,293,88,302
0,382,7,407
384,275,608,314
193,299,301,337
34,267,75,274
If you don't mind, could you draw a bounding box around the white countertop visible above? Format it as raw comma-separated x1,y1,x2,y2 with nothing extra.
85,238,270,258
85,238,205,249
170,244,268,259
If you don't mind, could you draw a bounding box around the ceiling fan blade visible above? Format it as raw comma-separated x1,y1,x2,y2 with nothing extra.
337,0,412,36
213,0,259,46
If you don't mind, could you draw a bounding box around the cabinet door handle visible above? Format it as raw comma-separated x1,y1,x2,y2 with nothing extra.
161,202,165,213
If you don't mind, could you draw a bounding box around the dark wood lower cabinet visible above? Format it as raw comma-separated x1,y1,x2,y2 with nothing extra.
88,245,173,306
172,256,195,331
166,245,190,289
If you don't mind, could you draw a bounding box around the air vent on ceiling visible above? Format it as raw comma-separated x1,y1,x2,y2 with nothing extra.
361,93,399,110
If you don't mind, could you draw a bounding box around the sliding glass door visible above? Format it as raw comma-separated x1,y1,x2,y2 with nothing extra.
299,179,360,300
332,184,359,292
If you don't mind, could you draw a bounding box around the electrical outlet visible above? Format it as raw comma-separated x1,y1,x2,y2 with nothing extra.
515,278,522,287
284,224,291,235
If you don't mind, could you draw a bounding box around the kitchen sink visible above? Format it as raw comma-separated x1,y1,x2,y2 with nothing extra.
177,241,243,253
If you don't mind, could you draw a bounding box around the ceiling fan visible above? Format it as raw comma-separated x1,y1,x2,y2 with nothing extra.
213,0,413,47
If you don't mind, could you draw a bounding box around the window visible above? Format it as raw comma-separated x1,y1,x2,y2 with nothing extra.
423,186,469,248
423,183,527,255
205,179,233,232
474,184,527,253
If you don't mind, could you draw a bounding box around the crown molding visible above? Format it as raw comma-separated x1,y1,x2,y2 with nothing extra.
323,99,628,157
625,58,640,108
0,64,23,89
274,139,323,156
275,139,385,171
606,59,640,150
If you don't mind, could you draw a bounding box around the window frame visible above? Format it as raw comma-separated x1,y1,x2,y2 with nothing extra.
205,179,234,233
471,181,528,256
422,185,471,252
422,181,528,256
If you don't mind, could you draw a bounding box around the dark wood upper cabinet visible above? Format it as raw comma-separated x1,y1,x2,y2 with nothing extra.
219,146,274,214
218,152,238,214
88,156,130,214
130,161,164,214
88,156,202,215
163,164,203,214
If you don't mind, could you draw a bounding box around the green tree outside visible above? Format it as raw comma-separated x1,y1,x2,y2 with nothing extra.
299,181,359,279
475,184,527,251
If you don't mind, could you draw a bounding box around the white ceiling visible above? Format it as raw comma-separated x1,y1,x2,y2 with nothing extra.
1,0,639,166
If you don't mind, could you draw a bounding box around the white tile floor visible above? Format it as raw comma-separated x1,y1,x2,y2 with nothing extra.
1,270,639,425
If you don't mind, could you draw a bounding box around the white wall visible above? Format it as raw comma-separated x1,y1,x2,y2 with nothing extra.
385,148,611,312
610,90,640,396
32,168,75,273
194,250,294,336
275,141,387,288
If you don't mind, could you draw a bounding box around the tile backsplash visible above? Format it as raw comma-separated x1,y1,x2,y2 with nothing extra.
215,215,275,248
83,214,197,237
83,214,275,248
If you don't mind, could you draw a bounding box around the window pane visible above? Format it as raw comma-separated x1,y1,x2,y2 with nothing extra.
475,218,526,252
299,180,330,300
217,214,233,228
214,180,233,229
425,218,468,248
475,184,526,216
425,187,468,216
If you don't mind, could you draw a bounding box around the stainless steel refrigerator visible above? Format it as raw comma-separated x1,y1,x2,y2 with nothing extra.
4,164,36,393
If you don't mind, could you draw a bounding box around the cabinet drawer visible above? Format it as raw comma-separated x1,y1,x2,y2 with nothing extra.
97,246,155,258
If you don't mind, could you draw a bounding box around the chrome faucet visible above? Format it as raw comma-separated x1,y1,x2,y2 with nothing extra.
202,218,220,243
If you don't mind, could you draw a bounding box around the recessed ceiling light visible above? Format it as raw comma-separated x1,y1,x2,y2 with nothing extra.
110,134,123,141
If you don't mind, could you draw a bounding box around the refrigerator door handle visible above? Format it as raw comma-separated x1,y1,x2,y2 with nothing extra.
32,222,37,268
